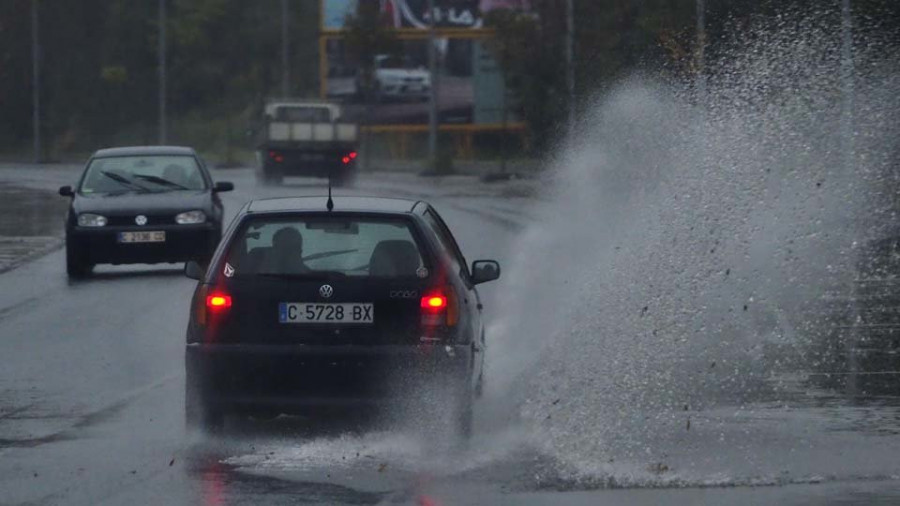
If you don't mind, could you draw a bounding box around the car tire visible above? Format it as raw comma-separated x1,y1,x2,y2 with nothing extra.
456,390,474,439
185,384,225,434
185,364,225,433
186,399,225,433
262,168,283,186
333,169,356,188
65,241,91,278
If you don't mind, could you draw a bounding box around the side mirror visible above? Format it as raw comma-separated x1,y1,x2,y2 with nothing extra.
59,185,74,197
213,181,234,193
471,260,501,285
184,260,204,280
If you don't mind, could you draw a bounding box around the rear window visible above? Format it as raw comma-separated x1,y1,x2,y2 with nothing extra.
224,217,429,278
275,106,332,122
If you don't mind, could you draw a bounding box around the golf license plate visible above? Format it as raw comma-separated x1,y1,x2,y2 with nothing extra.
118,231,165,243
279,303,374,324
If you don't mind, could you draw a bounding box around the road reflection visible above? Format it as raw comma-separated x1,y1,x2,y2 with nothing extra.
0,184,68,237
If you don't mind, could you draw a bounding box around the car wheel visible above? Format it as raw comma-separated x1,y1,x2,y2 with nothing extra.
185,386,225,434
262,168,283,186
333,169,356,188
185,366,225,433
186,399,225,433
456,390,474,439
65,241,91,278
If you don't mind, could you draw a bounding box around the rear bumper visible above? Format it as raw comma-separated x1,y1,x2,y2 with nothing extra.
68,223,219,264
185,343,474,412
259,148,356,177
380,85,430,99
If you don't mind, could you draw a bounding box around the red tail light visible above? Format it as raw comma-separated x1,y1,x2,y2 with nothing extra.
342,151,357,164
268,150,284,163
206,293,232,311
342,156,350,164
420,288,457,327
192,286,230,340
349,151,358,159
421,295,447,310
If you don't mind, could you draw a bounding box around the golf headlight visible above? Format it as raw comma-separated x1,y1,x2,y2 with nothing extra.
175,210,206,224
77,213,108,227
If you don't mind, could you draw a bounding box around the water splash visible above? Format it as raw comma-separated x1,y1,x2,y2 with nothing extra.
484,7,900,484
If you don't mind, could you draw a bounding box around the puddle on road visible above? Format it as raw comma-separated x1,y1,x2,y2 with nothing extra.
0,184,68,238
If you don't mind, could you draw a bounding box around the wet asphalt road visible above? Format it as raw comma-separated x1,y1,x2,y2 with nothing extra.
2,165,900,505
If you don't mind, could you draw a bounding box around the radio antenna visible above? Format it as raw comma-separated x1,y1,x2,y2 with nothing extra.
326,173,334,211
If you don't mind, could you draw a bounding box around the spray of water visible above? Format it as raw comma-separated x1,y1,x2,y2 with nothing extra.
219,8,899,491
484,7,900,485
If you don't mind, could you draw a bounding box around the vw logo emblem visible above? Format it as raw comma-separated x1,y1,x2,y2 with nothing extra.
319,284,334,299
135,215,148,226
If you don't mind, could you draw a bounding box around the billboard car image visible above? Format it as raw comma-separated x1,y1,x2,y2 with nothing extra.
322,0,530,126
326,37,478,125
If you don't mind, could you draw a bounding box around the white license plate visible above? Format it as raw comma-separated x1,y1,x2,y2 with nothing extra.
279,303,374,324
118,231,166,243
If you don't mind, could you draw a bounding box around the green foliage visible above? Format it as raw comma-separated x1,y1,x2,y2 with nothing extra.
0,0,319,157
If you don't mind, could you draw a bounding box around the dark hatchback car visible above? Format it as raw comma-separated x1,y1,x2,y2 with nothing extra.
59,146,234,277
183,196,500,434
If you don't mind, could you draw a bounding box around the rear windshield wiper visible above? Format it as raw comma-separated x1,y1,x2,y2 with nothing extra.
253,272,344,280
133,174,189,190
100,171,151,192
302,249,359,262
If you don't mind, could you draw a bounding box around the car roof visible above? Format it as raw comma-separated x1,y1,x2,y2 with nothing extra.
92,146,197,158
247,196,421,215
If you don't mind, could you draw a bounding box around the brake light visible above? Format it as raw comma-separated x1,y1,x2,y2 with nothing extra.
342,151,357,164
420,288,457,327
206,293,232,311
421,295,447,310
349,151,357,159
268,150,284,163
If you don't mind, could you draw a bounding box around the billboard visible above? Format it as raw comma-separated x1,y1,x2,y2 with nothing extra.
326,38,482,125
323,0,531,31
321,0,529,129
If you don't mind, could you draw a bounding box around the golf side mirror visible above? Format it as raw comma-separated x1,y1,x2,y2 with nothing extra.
58,185,74,197
213,181,234,193
184,260,204,280
471,260,501,285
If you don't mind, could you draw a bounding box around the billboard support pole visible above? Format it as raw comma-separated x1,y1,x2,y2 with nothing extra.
695,0,706,101
427,0,438,170
31,0,41,163
281,0,290,97
565,0,575,137
158,0,167,145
